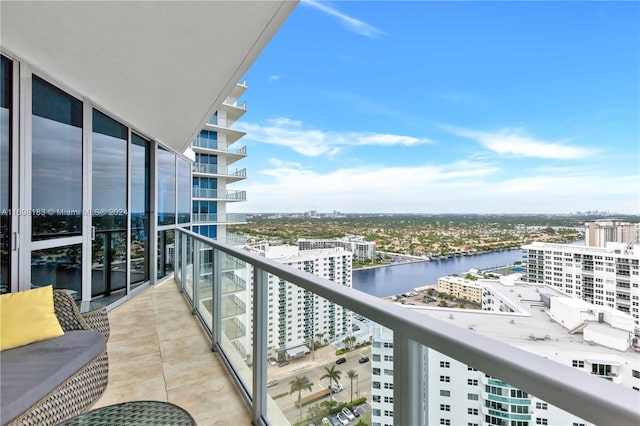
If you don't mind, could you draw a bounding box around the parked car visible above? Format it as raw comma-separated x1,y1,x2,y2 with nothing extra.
336,412,349,425
341,407,355,421
329,416,341,426
352,325,360,331
336,357,346,364
350,406,360,417
331,382,344,392
278,360,289,367
358,356,369,363
321,417,330,425
268,357,277,366
267,380,279,388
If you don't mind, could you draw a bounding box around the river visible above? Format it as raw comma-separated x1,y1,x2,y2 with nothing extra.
353,249,524,297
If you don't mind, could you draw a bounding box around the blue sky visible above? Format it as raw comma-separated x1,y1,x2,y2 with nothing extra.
230,0,639,214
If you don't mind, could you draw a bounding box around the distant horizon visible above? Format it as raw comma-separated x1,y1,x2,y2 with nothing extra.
241,212,639,218
228,1,639,214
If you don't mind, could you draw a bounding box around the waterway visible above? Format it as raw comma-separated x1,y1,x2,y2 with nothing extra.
353,249,524,297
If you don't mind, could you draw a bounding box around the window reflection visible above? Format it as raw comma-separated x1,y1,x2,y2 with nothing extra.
92,109,127,298
31,244,82,298
131,134,150,287
31,76,82,239
1,55,11,294
157,229,175,279
157,147,176,226
177,157,191,224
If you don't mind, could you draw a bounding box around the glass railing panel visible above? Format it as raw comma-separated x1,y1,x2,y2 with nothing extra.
218,251,253,398
184,234,194,300
196,246,214,332
265,279,373,426
415,346,589,426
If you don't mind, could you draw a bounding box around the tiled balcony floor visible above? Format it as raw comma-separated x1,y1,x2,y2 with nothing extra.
93,278,252,426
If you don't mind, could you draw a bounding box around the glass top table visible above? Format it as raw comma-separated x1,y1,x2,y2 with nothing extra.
58,401,197,425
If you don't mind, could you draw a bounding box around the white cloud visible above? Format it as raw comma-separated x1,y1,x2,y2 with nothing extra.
442,125,596,159
235,118,433,157
303,0,385,38
268,75,280,81
230,163,639,214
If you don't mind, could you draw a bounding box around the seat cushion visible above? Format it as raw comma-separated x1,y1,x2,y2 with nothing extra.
0,330,106,425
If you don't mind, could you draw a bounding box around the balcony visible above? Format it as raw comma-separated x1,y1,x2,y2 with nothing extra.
192,213,247,224
192,137,247,158
153,227,639,426
192,188,247,201
192,162,247,181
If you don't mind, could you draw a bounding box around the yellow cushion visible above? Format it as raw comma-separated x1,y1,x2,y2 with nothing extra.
0,285,64,351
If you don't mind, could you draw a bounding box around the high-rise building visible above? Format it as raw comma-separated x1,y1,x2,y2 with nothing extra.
371,279,640,426
249,244,353,360
585,221,640,247
298,236,376,262
190,84,248,244
522,242,640,327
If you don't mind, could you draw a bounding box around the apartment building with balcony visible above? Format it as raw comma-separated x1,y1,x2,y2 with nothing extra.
298,236,376,262
586,221,640,247
522,242,640,327
2,3,639,426
250,244,353,360
190,83,248,243
372,279,640,426
437,274,484,304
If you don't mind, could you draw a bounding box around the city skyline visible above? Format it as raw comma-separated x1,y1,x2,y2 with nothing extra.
230,0,639,214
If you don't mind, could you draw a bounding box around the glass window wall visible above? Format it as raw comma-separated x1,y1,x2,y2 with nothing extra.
31,244,82,298
157,147,176,226
177,157,191,224
91,109,128,299
31,76,82,240
1,55,11,294
131,133,150,287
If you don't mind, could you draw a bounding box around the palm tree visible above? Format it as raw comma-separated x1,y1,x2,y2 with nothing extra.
346,369,358,402
312,331,325,361
320,365,342,400
289,375,312,422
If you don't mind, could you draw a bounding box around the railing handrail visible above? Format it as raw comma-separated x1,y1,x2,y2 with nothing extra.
176,227,640,426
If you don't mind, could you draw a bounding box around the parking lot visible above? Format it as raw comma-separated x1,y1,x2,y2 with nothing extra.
267,345,372,424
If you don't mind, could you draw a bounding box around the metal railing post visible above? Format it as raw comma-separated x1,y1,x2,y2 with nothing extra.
252,267,268,424
394,332,424,426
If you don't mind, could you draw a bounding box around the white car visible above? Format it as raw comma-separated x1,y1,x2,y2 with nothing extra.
336,412,349,425
341,407,355,421
331,382,344,392
321,418,330,425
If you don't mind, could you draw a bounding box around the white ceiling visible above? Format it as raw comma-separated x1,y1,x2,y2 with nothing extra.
1,1,297,154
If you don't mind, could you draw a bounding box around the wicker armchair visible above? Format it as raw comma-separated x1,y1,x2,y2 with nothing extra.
7,290,110,426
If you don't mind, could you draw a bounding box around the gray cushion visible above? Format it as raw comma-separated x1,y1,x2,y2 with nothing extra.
0,330,106,425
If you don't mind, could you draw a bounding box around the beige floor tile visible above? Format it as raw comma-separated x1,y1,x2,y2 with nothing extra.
163,352,226,390
167,375,247,422
107,334,161,363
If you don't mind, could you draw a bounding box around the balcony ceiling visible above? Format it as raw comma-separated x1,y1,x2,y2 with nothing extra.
0,1,297,154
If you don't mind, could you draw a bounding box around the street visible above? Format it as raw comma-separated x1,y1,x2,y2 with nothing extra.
267,345,372,424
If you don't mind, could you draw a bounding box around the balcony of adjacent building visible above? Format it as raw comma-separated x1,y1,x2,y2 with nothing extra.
192,213,247,225
220,96,247,122
192,188,247,202
192,135,247,164
192,162,247,182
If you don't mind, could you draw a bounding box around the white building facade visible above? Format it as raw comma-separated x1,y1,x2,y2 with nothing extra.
371,280,640,426
298,236,376,262
585,221,640,247
522,242,640,327
252,245,353,360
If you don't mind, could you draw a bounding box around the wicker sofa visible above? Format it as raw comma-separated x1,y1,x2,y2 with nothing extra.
1,290,110,426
